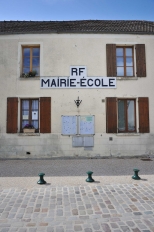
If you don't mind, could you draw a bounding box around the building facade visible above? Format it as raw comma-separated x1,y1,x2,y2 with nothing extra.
0,20,154,158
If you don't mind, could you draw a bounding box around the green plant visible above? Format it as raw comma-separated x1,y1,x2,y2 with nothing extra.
22,70,37,78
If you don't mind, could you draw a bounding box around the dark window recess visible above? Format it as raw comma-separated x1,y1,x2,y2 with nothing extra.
118,99,136,133
20,99,39,133
22,46,40,76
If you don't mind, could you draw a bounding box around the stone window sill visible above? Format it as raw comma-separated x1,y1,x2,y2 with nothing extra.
116,133,140,136
18,133,40,136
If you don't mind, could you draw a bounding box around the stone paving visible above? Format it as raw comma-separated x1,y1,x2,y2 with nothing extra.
0,158,154,232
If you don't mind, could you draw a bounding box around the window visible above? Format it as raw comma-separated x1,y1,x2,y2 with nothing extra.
106,97,149,133
22,46,40,76
106,44,146,77
7,97,51,134
21,99,39,133
118,99,136,132
116,47,134,77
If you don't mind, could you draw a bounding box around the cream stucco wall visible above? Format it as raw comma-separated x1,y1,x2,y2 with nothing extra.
0,33,154,158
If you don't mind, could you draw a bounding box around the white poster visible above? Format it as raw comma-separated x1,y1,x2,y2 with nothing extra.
32,111,38,120
23,115,29,120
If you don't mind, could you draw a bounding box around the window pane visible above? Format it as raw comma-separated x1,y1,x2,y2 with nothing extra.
22,100,29,110
32,48,40,56
32,57,40,66
127,100,135,131
32,120,38,129
23,67,30,74
126,57,133,66
32,67,39,76
118,100,125,131
126,67,133,76
117,67,124,76
32,100,39,110
116,48,123,56
22,120,29,129
126,48,132,56
23,48,30,56
116,57,124,66
23,57,30,66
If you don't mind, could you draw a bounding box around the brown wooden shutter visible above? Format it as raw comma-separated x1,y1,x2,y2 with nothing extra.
40,97,51,133
138,97,149,133
136,44,146,77
7,97,18,133
106,44,116,77
106,97,117,133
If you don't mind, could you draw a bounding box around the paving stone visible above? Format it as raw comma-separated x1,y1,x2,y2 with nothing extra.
74,225,82,231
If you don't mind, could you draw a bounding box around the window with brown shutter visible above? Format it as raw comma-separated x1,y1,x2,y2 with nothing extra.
138,97,149,133
7,98,18,133
106,44,146,77
40,97,51,133
106,97,149,134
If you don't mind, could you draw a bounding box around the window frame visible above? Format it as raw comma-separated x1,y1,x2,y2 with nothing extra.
22,46,40,77
118,98,136,133
116,46,134,77
20,98,39,133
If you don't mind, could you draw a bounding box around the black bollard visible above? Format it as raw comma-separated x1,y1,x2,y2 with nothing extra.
132,169,141,180
86,171,95,182
37,173,46,184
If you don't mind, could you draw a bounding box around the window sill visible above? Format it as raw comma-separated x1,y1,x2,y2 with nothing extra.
19,77,40,80
116,133,140,136
117,77,138,80
18,133,40,136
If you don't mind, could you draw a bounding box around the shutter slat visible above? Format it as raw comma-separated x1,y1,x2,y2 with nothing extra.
40,97,51,133
136,44,146,77
138,97,149,133
106,44,116,77
106,97,117,133
7,98,18,133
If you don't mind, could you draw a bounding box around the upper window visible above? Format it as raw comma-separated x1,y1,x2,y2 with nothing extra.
116,47,134,77
106,44,146,77
22,46,40,77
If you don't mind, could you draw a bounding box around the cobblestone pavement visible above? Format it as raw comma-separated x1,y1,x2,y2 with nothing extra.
0,158,154,232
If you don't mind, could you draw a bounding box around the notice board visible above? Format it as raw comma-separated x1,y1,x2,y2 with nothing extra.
61,116,77,135
79,115,95,135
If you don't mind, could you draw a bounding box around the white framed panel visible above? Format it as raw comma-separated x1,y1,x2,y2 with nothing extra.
79,115,95,135
61,116,77,135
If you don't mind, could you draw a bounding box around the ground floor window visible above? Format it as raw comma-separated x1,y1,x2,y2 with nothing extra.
21,99,39,132
106,97,149,133
118,99,136,133
7,97,51,134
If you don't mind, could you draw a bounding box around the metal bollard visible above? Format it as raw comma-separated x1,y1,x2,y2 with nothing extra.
86,171,95,182
132,169,141,180
37,173,46,184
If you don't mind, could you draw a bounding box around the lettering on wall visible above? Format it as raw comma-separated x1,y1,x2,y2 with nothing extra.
40,66,116,89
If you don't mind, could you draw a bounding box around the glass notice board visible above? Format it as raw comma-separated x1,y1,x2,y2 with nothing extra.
79,115,95,135
61,116,77,135
61,115,95,135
